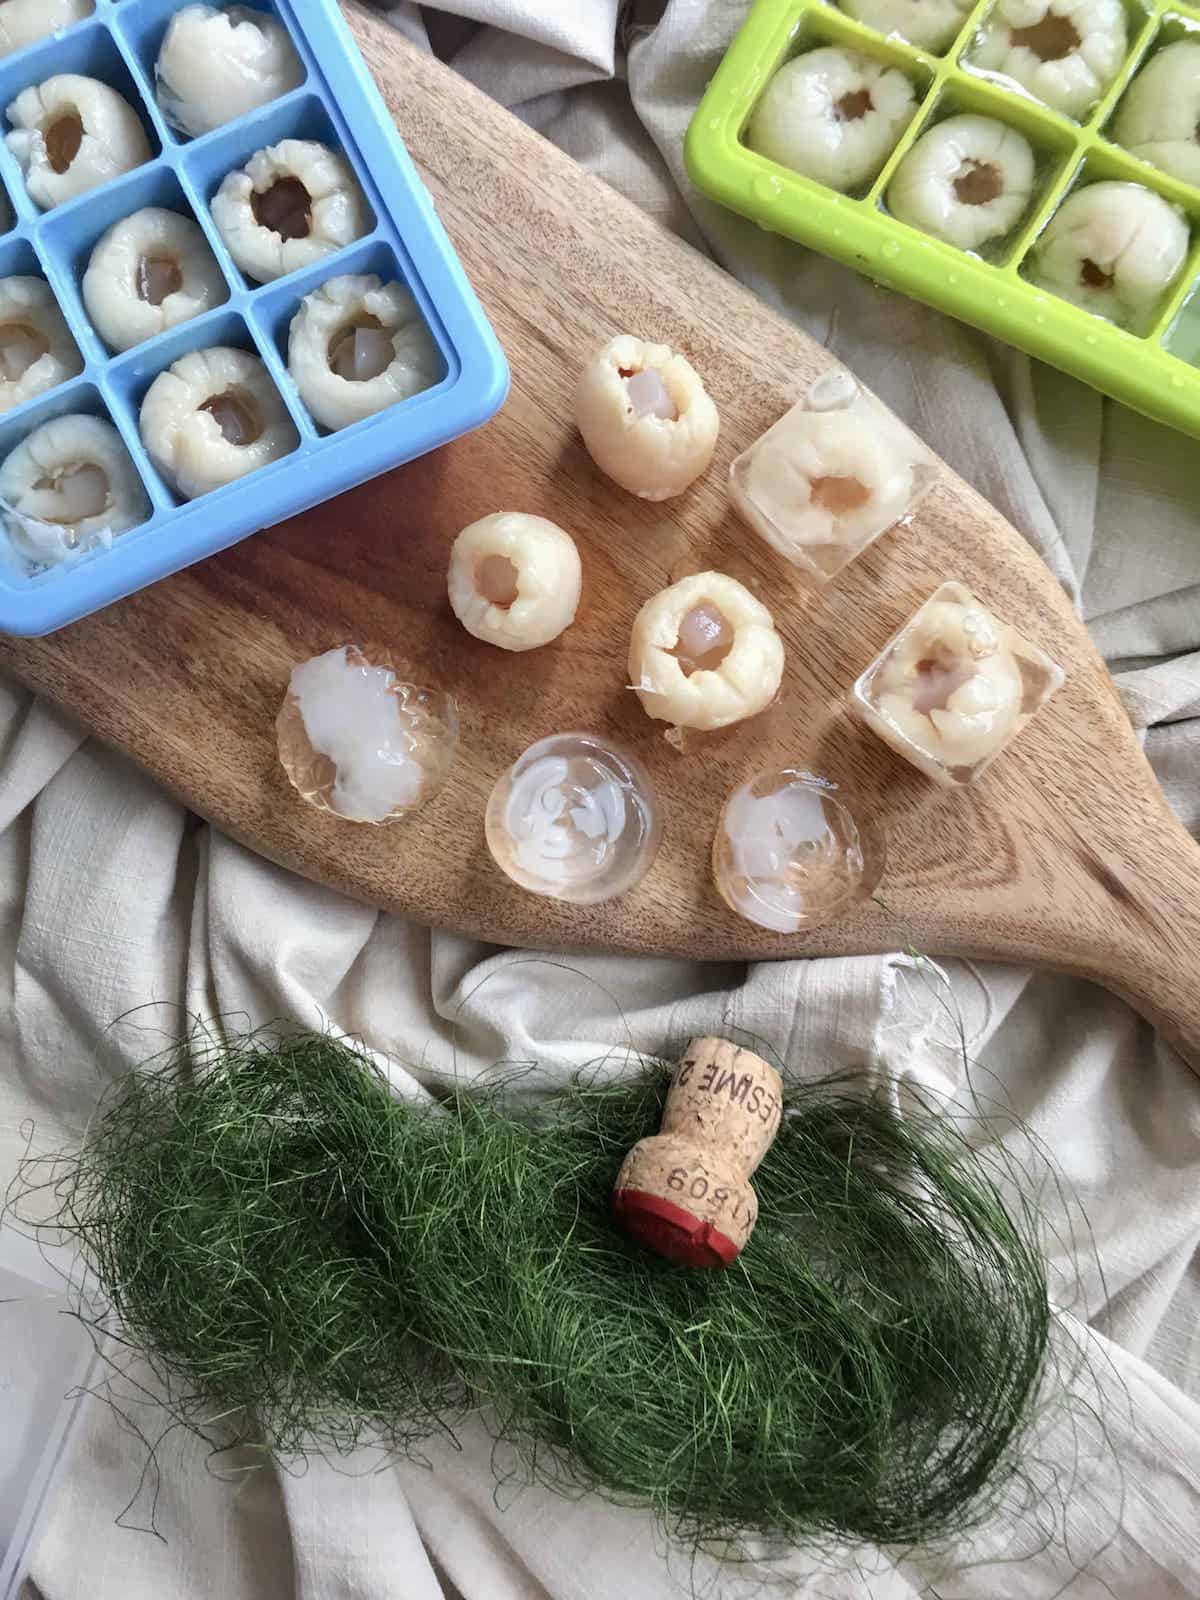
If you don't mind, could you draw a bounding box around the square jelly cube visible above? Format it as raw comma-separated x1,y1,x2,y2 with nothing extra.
851,580,1064,786
729,370,936,584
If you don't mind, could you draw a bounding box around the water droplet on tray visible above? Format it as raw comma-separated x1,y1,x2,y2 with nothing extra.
807,369,859,410
881,239,901,259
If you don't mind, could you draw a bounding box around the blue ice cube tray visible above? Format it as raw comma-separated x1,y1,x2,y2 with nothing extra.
0,0,509,636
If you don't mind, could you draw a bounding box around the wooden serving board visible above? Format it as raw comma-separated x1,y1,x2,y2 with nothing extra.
3,7,1200,1065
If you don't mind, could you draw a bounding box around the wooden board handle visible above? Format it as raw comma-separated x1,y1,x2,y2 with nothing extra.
1,7,1198,1075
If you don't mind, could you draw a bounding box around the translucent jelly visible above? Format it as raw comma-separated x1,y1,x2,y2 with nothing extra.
713,769,884,932
729,369,936,584
485,733,662,903
277,644,458,824
852,580,1064,785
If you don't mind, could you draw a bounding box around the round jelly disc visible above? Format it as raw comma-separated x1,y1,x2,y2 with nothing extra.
712,768,885,933
485,732,662,904
277,644,458,825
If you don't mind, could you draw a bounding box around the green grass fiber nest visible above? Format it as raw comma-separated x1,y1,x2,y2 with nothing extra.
15,1030,1052,1551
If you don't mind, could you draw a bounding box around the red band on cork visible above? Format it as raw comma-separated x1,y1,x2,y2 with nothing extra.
611,1037,783,1271
612,1189,740,1269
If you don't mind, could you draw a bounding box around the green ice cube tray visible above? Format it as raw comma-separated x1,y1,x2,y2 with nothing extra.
685,0,1200,437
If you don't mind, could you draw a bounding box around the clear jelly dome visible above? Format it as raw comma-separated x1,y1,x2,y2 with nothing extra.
712,768,885,932
485,732,663,903
276,643,458,825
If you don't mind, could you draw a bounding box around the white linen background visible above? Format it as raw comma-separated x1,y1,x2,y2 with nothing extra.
3,0,1200,1594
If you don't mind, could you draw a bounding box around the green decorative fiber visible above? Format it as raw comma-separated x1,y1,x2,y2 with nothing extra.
13,1030,1053,1550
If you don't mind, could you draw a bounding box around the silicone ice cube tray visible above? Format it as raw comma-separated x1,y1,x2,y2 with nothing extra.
685,0,1200,438
0,0,508,637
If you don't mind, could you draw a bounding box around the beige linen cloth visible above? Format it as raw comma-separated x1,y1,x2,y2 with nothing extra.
3,2,1200,1595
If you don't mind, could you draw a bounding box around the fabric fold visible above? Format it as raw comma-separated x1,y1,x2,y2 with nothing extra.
4,1,1200,1595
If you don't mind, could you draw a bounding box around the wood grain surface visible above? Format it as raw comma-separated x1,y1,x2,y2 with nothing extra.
3,6,1200,1065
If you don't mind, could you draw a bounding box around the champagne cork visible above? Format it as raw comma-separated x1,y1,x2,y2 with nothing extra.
612,1036,783,1268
